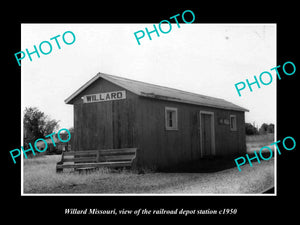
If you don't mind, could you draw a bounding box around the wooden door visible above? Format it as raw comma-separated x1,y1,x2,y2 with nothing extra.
200,112,215,157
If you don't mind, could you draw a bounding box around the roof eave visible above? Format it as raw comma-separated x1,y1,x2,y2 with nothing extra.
64,73,102,104
139,93,249,112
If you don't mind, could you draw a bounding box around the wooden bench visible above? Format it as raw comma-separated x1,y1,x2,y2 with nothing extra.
56,148,137,173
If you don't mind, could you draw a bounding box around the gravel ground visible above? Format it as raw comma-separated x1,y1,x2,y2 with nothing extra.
154,160,274,194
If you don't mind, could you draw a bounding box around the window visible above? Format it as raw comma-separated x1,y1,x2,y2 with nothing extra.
165,107,178,130
230,115,237,131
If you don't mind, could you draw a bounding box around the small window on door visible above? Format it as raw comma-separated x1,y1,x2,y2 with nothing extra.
165,107,178,130
230,115,237,131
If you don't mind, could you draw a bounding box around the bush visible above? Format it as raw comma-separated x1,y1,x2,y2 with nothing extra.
245,123,258,135
259,123,274,134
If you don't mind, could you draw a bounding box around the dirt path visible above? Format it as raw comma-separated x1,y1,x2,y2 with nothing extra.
152,160,274,194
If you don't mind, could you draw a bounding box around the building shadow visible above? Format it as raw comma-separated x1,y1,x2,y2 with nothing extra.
158,156,238,173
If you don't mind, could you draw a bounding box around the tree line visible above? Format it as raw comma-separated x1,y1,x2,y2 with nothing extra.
245,122,274,135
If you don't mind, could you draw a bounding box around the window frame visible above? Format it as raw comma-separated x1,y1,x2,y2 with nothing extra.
165,107,178,130
230,114,237,131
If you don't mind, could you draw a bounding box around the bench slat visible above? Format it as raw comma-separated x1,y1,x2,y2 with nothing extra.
63,148,136,156
63,150,98,156
98,154,136,162
57,161,132,169
98,148,137,155
63,157,98,163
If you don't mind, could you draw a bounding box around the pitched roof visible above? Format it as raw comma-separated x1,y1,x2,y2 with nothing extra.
65,72,249,112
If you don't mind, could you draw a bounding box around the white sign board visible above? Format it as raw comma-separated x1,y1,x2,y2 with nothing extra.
83,90,126,103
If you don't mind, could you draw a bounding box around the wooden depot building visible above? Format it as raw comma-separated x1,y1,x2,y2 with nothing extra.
65,72,249,170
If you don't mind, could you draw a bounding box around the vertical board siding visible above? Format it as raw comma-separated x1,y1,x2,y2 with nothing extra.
136,97,246,169
112,98,136,149
72,78,137,152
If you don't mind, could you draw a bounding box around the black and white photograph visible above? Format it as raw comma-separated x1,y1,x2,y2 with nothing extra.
21,23,276,195
4,5,298,221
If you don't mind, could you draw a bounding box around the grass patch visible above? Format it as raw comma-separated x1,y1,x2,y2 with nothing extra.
246,133,275,154
23,154,274,194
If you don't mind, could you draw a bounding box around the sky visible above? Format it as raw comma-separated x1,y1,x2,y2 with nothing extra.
21,23,276,130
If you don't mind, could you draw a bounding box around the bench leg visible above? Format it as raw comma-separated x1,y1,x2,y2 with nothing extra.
56,165,63,173
75,167,98,174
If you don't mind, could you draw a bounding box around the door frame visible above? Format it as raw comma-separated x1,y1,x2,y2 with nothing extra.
199,111,216,157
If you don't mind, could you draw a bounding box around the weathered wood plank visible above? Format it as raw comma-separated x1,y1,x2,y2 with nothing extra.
63,157,98,163
63,148,137,156
63,151,98,156
56,161,132,169
98,154,136,162
98,148,137,155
